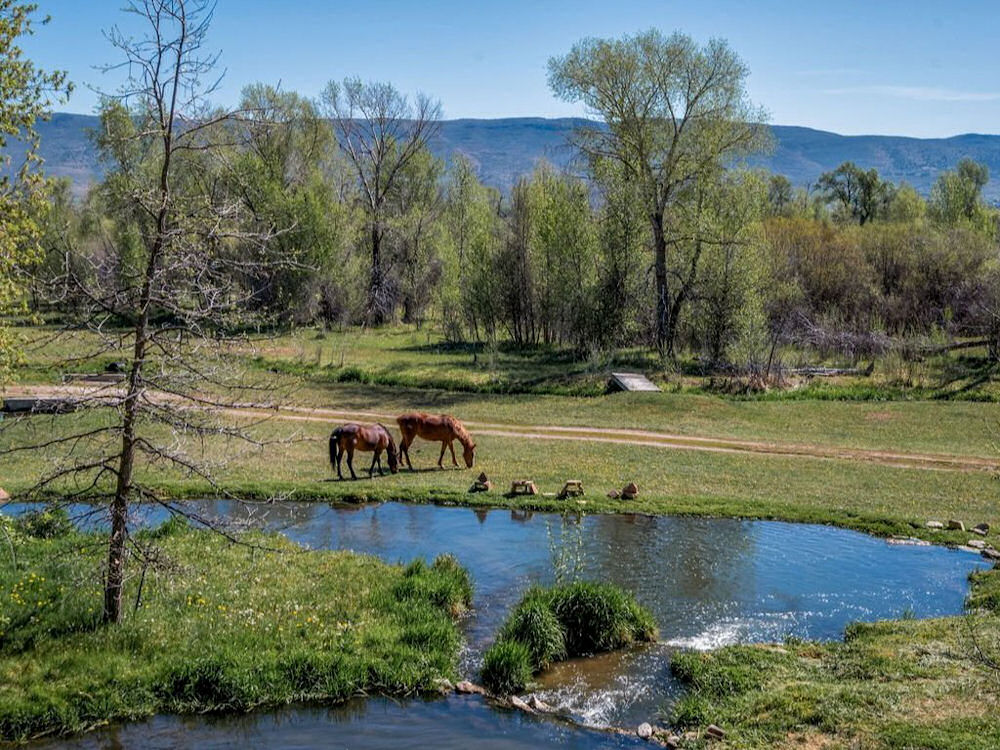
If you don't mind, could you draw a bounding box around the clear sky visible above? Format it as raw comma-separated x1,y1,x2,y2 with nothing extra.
20,0,1000,137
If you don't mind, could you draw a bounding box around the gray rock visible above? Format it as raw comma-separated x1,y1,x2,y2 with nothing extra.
637,722,653,739
455,680,486,695
983,547,1000,562
947,520,965,531
663,736,681,749
973,523,991,536
526,695,554,713
509,695,535,713
968,540,987,550
925,521,944,529
432,678,454,694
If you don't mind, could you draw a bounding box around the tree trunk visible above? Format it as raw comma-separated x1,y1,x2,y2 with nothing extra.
367,223,389,325
651,212,671,357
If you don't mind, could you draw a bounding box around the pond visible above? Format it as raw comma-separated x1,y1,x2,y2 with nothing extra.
10,499,989,747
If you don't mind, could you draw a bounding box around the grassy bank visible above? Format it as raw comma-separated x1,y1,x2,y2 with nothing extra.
2,407,998,547
669,571,1000,749
0,514,472,742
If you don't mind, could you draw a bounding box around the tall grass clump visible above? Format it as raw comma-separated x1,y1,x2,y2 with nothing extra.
481,581,656,695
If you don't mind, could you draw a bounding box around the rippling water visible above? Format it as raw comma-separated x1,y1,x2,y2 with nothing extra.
9,499,989,745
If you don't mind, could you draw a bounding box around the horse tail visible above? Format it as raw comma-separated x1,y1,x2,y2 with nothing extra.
329,428,341,470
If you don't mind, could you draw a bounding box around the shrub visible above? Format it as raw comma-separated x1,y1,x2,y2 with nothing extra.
498,589,565,670
481,640,533,695
15,507,72,539
392,554,473,617
547,581,657,655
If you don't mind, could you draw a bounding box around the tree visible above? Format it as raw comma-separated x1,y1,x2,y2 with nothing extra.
321,78,442,324
7,0,286,625
548,29,768,356
930,158,992,232
0,1,71,381
816,162,893,225
766,174,793,217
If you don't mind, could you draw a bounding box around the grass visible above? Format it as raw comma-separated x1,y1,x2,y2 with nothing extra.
667,573,1000,749
2,407,998,547
481,582,657,695
0,514,472,742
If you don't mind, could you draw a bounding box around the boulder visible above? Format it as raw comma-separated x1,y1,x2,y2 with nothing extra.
983,547,1000,562
621,482,639,500
455,680,487,695
509,695,535,713
663,736,681,749
972,523,991,536
509,480,538,496
968,540,987,550
477,472,489,484
607,490,621,499
0,487,9,501
947,520,965,531
925,521,944,529
526,695,555,713
469,480,492,493
706,724,726,741
637,722,653,739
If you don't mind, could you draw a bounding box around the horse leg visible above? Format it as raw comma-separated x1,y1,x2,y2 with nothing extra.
403,435,414,470
448,440,458,467
347,442,358,480
437,441,447,468
369,449,379,478
336,441,344,480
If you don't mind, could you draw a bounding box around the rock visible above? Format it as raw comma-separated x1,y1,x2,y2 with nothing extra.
607,490,621,499
682,731,699,743
432,678,454,694
469,480,492,493
0,487,9,501
973,523,991,536
968,539,987,550
637,722,653,739
621,482,639,500
705,724,726,741
983,547,1000,562
663,736,681,749
526,695,554,713
925,521,944,529
509,480,538,496
558,480,584,499
888,536,930,546
509,695,535,713
477,472,489,484
947,520,966,531
455,680,487,695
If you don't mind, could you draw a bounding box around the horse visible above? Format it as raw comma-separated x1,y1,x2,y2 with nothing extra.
396,412,476,470
329,423,398,480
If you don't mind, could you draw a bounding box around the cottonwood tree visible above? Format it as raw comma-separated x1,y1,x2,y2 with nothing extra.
549,29,768,356
0,1,71,381
816,162,893,225
321,78,442,324
5,0,289,624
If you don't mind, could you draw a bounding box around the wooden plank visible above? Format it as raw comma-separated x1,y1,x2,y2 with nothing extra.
608,372,660,392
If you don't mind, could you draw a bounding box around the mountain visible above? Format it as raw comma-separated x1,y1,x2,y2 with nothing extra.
6,113,1000,200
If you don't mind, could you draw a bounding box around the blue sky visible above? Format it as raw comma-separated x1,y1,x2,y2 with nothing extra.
21,0,1000,137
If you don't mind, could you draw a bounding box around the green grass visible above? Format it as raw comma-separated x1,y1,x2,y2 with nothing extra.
667,572,1000,749
0,515,472,742
481,582,657,695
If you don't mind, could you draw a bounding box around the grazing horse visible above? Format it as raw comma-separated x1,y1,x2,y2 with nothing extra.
396,412,476,470
329,423,398,480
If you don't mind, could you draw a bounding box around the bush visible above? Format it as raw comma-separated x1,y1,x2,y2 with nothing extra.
15,507,72,539
392,554,473,616
547,581,657,655
481,640,533,695
498,588,565,670
482,580,656,694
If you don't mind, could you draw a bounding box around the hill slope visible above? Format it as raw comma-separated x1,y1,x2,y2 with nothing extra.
6,113,1000,199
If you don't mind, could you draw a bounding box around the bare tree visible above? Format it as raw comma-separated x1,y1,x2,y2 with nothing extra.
2,0,291,624
321,78,442,324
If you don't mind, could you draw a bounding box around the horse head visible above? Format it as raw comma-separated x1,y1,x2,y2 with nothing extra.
463,441,476,468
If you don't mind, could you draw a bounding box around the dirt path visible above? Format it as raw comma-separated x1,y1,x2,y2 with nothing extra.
5,384,998,474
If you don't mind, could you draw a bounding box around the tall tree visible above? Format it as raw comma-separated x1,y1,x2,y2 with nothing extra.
930,158,992,231
0,1,71,381
321,78,441,324
548,29,768,356
816,162,893,225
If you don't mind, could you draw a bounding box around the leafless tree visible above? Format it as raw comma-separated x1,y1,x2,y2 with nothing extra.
1,0,296,624
321,78,442,324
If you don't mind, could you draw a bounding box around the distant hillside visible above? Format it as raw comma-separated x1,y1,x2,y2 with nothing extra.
6,113,1000,200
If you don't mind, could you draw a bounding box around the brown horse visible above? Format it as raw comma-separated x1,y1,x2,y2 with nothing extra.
329,423,398,480
396,412,476,470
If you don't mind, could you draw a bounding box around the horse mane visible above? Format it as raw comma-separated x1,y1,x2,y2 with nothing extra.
377,422,398,456
444,415,473,448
